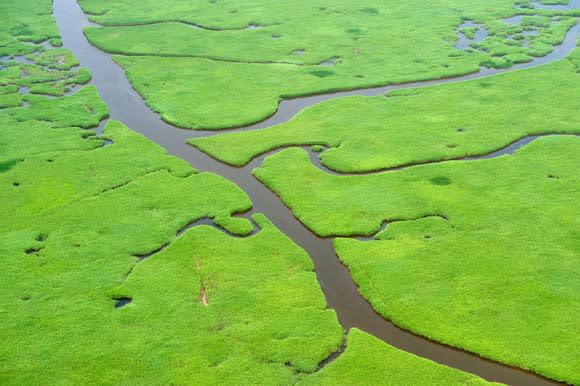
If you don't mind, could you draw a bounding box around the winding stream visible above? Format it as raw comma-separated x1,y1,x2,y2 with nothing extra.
52,0,578,384
253,133,579,177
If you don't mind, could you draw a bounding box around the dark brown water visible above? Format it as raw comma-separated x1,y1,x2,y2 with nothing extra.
52,0,578,383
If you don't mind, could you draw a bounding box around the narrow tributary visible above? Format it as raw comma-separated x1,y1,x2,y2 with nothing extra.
53,0,577,384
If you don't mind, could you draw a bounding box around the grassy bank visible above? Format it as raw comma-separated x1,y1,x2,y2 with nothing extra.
0,0,499,383
254,136,580,383
192,52,580,172
79,0,580,129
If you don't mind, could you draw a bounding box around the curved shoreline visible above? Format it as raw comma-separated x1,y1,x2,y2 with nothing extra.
52,0,575,384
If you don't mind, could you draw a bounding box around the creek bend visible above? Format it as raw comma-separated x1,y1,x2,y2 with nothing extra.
53,0,576,384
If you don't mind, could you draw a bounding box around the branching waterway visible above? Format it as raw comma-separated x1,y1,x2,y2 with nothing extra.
53,0,578,384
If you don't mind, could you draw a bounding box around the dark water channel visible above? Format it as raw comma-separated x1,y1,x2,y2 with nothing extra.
52,0,577,384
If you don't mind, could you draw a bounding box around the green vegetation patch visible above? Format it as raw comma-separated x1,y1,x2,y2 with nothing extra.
191,55,580,172
78,0,575,129
25,48,80,70
253,136,580,383
0,7,346,382
0,53,91,97
302,329,491,385
0,85,108,164
0,117,347,383
0,85,107,128
1,1,91,99
2,110,486,383
0,1,499,384
110,44,478,129
0,0,59,55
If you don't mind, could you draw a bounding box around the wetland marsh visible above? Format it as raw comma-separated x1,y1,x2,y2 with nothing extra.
1,0,579,384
